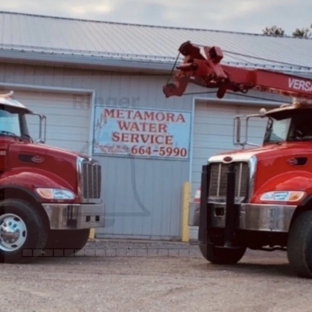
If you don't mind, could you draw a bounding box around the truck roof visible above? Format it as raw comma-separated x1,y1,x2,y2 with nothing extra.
0,91,32,113
261,100,312,117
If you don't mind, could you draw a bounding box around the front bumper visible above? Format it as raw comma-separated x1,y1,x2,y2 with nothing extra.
207,202,296,232
42,203,105,230
198,163,297,247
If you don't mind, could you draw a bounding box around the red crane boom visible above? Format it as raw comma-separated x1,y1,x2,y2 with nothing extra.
162,41,312,101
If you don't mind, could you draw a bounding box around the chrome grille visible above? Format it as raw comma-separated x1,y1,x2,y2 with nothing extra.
80,160,102,200
209,162,249,199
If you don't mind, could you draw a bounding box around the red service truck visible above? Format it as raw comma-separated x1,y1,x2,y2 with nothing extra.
163,41,312,278
0,91,105,263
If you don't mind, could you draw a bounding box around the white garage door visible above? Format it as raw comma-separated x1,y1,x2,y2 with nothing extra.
4,90,91,154
191,100,278,196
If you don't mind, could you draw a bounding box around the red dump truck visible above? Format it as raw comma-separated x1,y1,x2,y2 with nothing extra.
163,41,312,278
0,91,104,263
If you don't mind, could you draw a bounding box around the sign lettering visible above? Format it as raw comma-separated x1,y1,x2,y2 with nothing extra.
93,107,191,160
288,78,312,92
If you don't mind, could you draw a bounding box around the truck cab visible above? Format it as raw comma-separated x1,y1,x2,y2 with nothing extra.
0,91,105,263
198,101,312,278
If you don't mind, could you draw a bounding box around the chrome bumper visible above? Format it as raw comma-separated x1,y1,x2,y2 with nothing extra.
209,202,296,232
42,203,105,230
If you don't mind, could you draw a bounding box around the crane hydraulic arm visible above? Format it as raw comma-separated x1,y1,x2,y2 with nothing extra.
162,41,312,101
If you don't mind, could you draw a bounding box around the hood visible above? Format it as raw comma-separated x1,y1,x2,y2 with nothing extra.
209,142,312,162
6,141,90,193
19,142,90,160
7,140,91,176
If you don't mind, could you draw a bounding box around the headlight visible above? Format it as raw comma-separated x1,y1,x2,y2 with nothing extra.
260,191,305,202
36,188,75,200
194,189,201,199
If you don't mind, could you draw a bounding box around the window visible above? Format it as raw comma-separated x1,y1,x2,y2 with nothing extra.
288,113,312,141
264,117,290,143
0,109,21,137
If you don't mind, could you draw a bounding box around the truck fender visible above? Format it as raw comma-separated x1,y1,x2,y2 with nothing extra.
0,185,41,202
0,169,78,206
0,168,75,193
251,170,312,203
0,185,51,231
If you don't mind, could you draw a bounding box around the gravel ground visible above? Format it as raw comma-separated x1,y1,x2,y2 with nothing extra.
1,239,311,312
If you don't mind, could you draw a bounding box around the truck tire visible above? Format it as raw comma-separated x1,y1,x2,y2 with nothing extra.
44,229,90,257
287,210,312,278
0,199,48,264
199,242,246,264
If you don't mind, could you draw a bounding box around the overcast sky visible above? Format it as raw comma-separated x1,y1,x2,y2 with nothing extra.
0,0,311,35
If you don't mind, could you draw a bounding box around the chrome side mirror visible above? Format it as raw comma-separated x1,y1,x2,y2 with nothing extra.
233,116,242,145
33,113,46,144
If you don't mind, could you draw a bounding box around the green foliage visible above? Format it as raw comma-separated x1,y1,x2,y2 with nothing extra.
262,25,285,36
292,24,312,38
262,24,312,38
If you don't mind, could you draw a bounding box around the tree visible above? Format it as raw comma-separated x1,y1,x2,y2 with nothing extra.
262,25,285,36
262,24,312,38
292,24,312,38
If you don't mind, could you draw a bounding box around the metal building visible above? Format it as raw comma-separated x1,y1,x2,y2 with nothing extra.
0,11,311,240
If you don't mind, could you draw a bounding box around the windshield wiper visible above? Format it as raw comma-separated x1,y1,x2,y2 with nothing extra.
297,138,312,142
0,131,23,142
268,140,283,145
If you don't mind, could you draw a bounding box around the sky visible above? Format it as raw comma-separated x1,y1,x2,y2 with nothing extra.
0,0,311,35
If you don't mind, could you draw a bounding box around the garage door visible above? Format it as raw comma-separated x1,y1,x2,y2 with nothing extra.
2,89,91,154
191,101,277,196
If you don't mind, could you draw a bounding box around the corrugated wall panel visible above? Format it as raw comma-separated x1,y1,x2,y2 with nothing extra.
191,101,277,197
87,73,194,238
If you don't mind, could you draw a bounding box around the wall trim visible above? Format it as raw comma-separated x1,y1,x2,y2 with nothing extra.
0,82,95,94
194,97,288,107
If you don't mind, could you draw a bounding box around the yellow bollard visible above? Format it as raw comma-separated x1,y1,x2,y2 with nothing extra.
181,182,191,242
89,228,95,240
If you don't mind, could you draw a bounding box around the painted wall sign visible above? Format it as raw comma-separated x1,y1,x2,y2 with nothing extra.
93,106,192,160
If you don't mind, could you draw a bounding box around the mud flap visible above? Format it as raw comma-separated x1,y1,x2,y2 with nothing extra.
198,163,241,252
220,162,241,250
198,164,211,251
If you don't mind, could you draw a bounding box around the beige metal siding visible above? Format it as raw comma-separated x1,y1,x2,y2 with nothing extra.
191,100,278,197
0,89,91,153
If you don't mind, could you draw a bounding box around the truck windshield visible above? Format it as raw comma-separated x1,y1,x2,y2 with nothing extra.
264,109,312,144
288,112,312,142
0,109,22,137
0,107,32,141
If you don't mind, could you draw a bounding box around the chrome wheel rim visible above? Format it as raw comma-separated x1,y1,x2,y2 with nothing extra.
0,213,27,252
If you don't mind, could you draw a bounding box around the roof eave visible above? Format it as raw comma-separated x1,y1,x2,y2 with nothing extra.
0,49,311,76
0,49,174,74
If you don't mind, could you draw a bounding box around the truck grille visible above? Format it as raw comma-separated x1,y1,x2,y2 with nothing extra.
208,162,249,200
80,160,102,200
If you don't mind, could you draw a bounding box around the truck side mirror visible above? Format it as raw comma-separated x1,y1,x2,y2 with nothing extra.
234,116,241,144
233,113,263,148
27,113,46,144
36,114,47,144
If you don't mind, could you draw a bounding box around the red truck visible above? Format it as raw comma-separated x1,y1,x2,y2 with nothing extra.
0,91,104,263
163,41,312,278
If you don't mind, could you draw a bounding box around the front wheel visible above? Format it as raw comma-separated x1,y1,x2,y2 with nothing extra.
199,242,246,264
287,211,312,278
0,199,48,263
